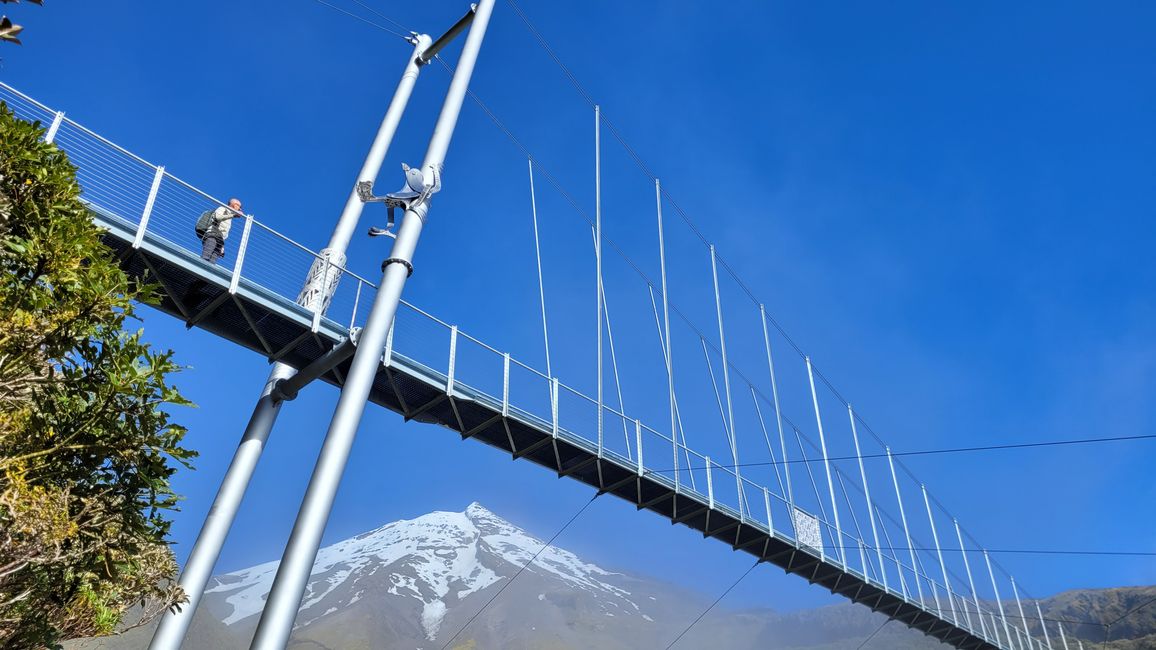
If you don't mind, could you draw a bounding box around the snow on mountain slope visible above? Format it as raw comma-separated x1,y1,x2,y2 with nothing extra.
204,502,637,640
467,503,636,608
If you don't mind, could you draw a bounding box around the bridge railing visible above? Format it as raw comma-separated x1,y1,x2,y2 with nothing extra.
2,81,1047,649
0,83,379,337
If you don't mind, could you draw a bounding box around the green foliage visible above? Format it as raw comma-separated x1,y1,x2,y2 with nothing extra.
0,0,43,46
0,102,195,648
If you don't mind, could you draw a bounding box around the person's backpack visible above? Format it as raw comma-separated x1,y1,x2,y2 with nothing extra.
194,210,214,239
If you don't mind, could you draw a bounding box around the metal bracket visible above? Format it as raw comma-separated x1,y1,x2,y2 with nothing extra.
359,163,442,236
270,333,359,403
382,257,414,277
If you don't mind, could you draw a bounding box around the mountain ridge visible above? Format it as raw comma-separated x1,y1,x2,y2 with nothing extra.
65,503,1155,649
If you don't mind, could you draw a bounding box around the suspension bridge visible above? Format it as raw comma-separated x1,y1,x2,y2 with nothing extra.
0,6,1083,649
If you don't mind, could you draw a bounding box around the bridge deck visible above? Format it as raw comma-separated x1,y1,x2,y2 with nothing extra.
1,75,1024,649
97,209,999,650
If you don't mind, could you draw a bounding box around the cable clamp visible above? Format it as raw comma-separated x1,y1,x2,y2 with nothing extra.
383,257,414,277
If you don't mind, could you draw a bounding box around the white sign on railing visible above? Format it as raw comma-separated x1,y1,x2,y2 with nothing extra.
793,507,823,552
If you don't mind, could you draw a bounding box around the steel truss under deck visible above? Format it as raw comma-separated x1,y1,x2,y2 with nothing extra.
95,207,1001,650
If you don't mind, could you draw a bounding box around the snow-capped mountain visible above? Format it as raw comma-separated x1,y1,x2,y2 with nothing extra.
66,502,984,649
204,502,646,643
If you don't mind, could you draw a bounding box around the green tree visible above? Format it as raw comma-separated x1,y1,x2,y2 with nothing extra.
0,103,194,648
0,0,43,45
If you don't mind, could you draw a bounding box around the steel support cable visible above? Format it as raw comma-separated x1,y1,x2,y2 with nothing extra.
645,431,1156,472
433,61,664,467
914,606,1099,628
527,160,552,379
312,0,411,40
915,457,1149,609
51,131,154,178
793,428,831,527
429,25,1062,612
838,475,977,608
776,415,969,597
869,506,906,587
835,472,888,587
780,421,1144,620
855,619,891,649
438,54,817,464
955,521,1027,604
602,276,633,457
589,226,633,458
594,106,605,459
506,0,808,358
620,470,958,606
498,1,1054,605
0,86,50,116
700,338,738,460
843,407,968,562
345,0,414,34
779,413,886,563
867,500,959,612
699,337,750,514
836,472,870,575
501,0,876,417
806,363,1012,599
663,561,759,650
439,494,599,650
938,489,1068,613
700,340,751,514
883,601,1108,645
433,59,749,391
50,142,149,190
748,385,789,500
52,116,158,168
980,529,1044,608
709,245,743,516
912,540,942,614
503,0,594,107
647,285,697,487
819,545,1156,558
893,526,992,618
52,134,154,181
1103,594,1156,646
875,504,911,599
654,178,684,494
839,473,996,609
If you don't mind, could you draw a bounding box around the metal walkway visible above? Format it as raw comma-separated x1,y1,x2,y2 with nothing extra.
2,81,1063,650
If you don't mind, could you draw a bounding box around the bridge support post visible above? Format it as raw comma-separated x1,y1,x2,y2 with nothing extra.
148,371,291,650
134,165,165,249
709,245,744,518
1036,601,1053,649
922,485,957,627
887,447,925,609
655,179,680,494
953,519,984,639
150,33,434,650
1012,577,1034,649
1057,621,1070,650
759,305,795,527
43,110,64,143
248,3,495,648
806,356,844,568
594,105,604,464
848,405,885,590
984,549,1016,649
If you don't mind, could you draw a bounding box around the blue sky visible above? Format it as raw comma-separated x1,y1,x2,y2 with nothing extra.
4,0,1155,619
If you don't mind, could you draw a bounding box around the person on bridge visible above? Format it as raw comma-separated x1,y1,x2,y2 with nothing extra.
199,197,244,264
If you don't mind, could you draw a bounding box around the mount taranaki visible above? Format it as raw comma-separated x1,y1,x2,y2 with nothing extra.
67,503,1153,649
